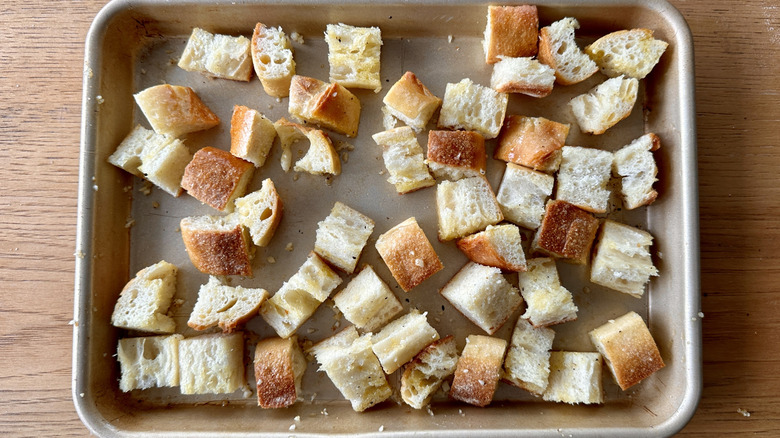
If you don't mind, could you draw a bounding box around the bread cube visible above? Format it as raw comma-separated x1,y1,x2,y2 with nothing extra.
556,146,614,214
375,217,443,292
614,133,660,209
254,336,307,408
274,118,340,175
496,163,554,230
456,224,527,272
383,71,441,132
332,265,403,333
590,220,658,298
180,213,254,277
372,126,435,194
438,78,508,139
230,105,277,168
371,310,440,374
326,23,382,92
585,29,668,79
117,334,183,392
308,326,392,412
483,5,539,63
288,75,361,137
518,258,578,327
251,23,295,97
187,276,269,332
449,335,507,407
111,260,177,334
178,27,252,81
494,115,569,173
400,335,459,409
314,202,375,274
542,351,604,404
537,18,598,85
436,176,503,241
234,178,283,247
426,130,486,181
569,76,639,135
108,125,164,178
178,332,246,395
134,84,220,138
491,56,555,97
440,261,523,334
503,318,554,395
181,147,254,212
532,200,599,264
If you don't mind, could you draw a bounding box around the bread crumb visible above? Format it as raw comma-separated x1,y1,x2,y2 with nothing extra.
289,424,296,431
79,392,85,398
291,32,304,44
242,386,252,398
426,405,434,416
698,312,704,318
458,408,464,416
448,35,453,43
74,250,85,259
307,328,317,334
152,201,160,209
342,151,349,163
267,256,276,264
293,416,301,422
378,425,385,432
96,95,104,105
293,173,300,181
139,181,153,195
286,242,294,251
92,184,99,191
737,408,751,417
582,286,591,294
125,218,136,229
68,319,76,326
123,185,132,193
321,408,328,416
140,68,147,75
276,97,282,103
378,169,385,175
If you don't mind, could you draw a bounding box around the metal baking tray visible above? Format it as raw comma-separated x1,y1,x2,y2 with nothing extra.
74,0,701,436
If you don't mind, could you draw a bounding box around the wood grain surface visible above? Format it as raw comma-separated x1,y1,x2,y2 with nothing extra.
0,0,777,436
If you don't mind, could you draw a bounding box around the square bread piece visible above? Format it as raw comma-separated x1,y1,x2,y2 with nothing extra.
178,332,246,395
109,125,169,178
251,23,295,97
181,147,254,212
375,217,443,292
589,311,665,390
332,265,403,333
436,176,504,241
569,75,639,135
230,105,277,168
533,200,599,265
372,126,435,194
371,310,440,374
180,213,254,277
449,335,508,407
590,220,658,298
518,258,578,327
456,224,527,272
496,163,554,230
483,5,539,64
542,351,604,404
494,115,569,173
117,334,183,392
111,260,177,334
274,118,341,175
178,27,252,81
234,178,283,247
490,56,555,97
134,84,220,138
503,318,555,395
260,252,343,338
440,261,523,335
288,75,361,137
426,130,486,181
437,78,508,139
187,276,269,332
400,335,459,410
308,326,392,412
614,133,660,209
537,17,599,85
383,71,441,132
326,23,382,92
314,201,375,274
585,29,668,79
556,146,614,214
254,336,307,408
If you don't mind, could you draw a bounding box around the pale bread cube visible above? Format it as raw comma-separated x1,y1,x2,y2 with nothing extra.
178,332,246,395
503,318,554,395
556,146,614,214
111,260,177,334
251,23,295,97
449,335,507,407
438,78,508,139
491,56,555,97
375,217,443,292
436,176,503,241
537,18,598,85
613,133,660,209
274,118,340,175
326,23,382,92
590,220,658,298
230,105,277,168
371,310,440,374
180,213,254,277
519,258,578,327
117,334,183,392
425,130,486,181
187,276,269,332
542,351,604,404
532,200,599,265
108,125,163,178
288,75,361,137
181,147,254,213
254,336,307,408
569,76,639,135
178,28,252,81
585,29,668,79
372,126,435,194
234,178,283,247
456,224,527,272
314,202,375,274
494,115,569,173
383,71,441,132
483,5,539,63
496,163,554,230
135,129,192,197
332,265,403,333
134,84,219,138
400,336,459,409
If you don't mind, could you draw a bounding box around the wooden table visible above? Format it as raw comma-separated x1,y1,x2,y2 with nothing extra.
0,0,777,436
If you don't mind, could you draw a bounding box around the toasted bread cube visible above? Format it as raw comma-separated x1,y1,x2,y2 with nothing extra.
542,352,604,404
440,261,522,334
180,213,254,277
371,310,440,374
491,56,555,97
326,23,382,92
181,147,254,212
436,176,504,241
457,224,527,271
590,220,658,298
274,118,340,175
519,258,578,327
288,75,362,137
532,200,599,264
483,5,539,64
494,115,569,173
111,260,177,334
400,336,459,409
134,84,219,138
503,318,554,395
556,146,614,214
178,332,246,395
375,217,443,292
308,326,392,412
614,133,660,209
314,202,375,274
332,265,403,332
569,76,639,135
537,18,598,85
449,335,507,407
254,336,307,408
187,276,269,332
496,163,554,230
383,71,441,132
260,252,342,338
178,28,252,81
426,130,486,181
108,125,162,178
117,334,183,392
234,178,283,247
438,78,508,139
585,29,668,79
251,23,295,97
230,105,276,168
372,126,435,194
124,127,191,197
